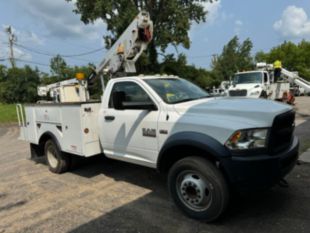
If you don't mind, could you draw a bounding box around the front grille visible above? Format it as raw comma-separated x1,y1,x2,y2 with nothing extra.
269,111,295,155
229,90,247,96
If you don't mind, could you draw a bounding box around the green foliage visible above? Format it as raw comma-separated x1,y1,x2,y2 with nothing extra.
50,54,68,80
211,36,254,81
159,54,217,88
67,0,213,71
0,103,17,123
255,40,310,81
0,66,40,103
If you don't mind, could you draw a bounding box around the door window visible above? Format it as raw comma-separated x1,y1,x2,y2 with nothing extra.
109,82,152,108
264,73,269,83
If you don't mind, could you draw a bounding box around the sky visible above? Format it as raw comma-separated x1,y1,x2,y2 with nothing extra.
0,0,310,73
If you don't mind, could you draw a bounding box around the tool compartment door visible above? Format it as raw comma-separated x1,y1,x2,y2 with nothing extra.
80,103,101,157
23,106,37,143
61,105,84,155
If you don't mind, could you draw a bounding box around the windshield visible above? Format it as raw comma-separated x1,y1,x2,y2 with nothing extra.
233,72,263,84
144,78,210,104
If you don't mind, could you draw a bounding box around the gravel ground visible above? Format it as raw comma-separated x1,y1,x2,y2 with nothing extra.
0,98,310,233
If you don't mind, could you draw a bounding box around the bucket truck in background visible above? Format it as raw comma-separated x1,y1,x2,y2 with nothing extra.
227,62,310,104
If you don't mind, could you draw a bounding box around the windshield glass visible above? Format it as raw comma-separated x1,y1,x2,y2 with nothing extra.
144,78,210,104
233,72,263,84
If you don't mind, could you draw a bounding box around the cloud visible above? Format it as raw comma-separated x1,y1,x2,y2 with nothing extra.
17,0,105,40
0,44,32,61
202,0,222,25
14,47,32,61
2,25,44,45
274,5,310,38
0,25,40,62
234,20,243,35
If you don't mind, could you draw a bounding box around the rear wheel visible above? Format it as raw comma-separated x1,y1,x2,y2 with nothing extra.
168,156,229,222
44,139,70,174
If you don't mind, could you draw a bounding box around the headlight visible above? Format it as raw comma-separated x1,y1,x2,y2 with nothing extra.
250,90,261,96
225,129,268,150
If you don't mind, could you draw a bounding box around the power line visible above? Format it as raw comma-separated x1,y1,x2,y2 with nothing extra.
14,43,94,63
62,47,105,57
0,57,49,67
15,58,50,67
14,43,105,58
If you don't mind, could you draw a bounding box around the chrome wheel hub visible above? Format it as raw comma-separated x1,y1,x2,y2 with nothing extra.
47,147,58,169
177,171,212,211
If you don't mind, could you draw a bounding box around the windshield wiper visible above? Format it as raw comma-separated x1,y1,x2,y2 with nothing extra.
197,95,211,99
173,98,197,104
173,96,210,104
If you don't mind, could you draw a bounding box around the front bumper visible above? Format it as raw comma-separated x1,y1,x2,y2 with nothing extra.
221,136,299,191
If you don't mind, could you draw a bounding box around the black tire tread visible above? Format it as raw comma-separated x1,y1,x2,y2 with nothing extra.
168,156,229,222
44,139,70,174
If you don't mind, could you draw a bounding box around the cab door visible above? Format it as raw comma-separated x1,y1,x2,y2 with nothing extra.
100,81,160,167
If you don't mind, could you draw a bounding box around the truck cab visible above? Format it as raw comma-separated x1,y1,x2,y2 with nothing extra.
228,70,292,102
228,71,270,98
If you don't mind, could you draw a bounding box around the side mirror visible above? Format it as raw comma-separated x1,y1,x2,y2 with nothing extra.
112,91,125,110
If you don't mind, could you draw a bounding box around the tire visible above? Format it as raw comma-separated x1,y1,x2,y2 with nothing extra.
260,91,268,99
168,156,229,222
44,139,70,174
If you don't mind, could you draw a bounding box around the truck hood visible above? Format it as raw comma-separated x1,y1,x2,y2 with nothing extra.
173,97,292,127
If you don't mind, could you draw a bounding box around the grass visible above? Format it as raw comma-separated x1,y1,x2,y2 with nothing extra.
0,103,18,123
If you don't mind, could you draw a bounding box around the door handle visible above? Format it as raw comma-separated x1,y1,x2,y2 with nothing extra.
104,115,115,121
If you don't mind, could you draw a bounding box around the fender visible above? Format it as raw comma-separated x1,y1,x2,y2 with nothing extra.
38,131,62,151
157,131,231,170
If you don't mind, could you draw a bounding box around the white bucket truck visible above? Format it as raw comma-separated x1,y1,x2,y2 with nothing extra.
228,62,310,103
16,13,299,221
228,64,291,101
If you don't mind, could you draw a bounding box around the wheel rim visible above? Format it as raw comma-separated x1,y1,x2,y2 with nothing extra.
47,147,58,169
176,170,213,212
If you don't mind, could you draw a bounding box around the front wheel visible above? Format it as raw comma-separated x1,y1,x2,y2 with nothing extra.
260,91,268,99
168,157,229,222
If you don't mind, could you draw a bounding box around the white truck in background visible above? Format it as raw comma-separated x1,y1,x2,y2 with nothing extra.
228,70,291,100
228,63,310,102
16,12,299,221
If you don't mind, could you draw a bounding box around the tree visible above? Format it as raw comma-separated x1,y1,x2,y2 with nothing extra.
211,36,254,81
50,55,68,80
255,40,310,81
0,66,40,103
0,65,7,82
67,0,214,72
159,54,216,88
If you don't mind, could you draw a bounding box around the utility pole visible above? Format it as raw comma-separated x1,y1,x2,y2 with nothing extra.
5,26,17,68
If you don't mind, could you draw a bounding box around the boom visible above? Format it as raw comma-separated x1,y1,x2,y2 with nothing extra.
257,62,310,94
281,68,310,93
90,11,153,82
37,11,153,102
